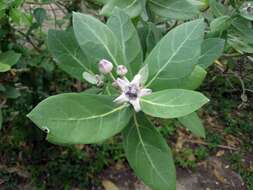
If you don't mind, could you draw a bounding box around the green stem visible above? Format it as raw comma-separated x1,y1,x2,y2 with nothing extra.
105,86,111,96
109,72,116,81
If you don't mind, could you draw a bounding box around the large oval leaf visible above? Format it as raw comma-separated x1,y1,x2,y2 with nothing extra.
140,89,209,119
100,0,145,18
0,63,11,72
231,17,253,42
228,35,253,53
73,12,124,67
144,19,205,90
155,65,206,90
210,16,231,33
107,8,143,75
48,29,93,80
209,0,228,17
0,51,21,68
27,93,132,144
198,38,225,69
148,0,199,20
123,114,176,190
178,65,207,90
178,112,205,138
138,22,163,58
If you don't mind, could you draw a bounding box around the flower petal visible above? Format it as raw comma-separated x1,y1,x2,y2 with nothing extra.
130,74,141,86
114,93,128,104
139,88,152,97
116,78,129,91
130,99,141,112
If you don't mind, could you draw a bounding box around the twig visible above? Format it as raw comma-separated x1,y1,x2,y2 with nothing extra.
54,2,67,14
166,21,178,33
25,1,48,5
16,30,41,53
0,98,7,107
11,68,30,73
245,88,253,93
227,70,247,101
223,53,252,58
185,139,239,151
49,3,57,28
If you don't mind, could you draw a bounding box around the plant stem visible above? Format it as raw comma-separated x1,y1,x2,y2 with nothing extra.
109,72,116,81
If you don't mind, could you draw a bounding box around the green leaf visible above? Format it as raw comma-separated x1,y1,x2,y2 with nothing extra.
198,38,225,69
0,108,2,130
179,65,207,90
210,16,231,32
138,64,149,85
34,8,47,25
148,0,199,20
209,0,228,17
0,63,11,72
27,93,132,145
82,72,97,85
100,0,145,18
123,114,176,190
94,0,109,4
48,29,92,80
73,12,124,69
231,17,253,42
178,112,205,138
157,65,207,90
0,84,6,92
107,8,143,75
2,86,20,99
187,0,208,10
138,22,162,57
0,51,21,67
10,8,32,25
239,1,253,21
228,35,253,53
140,89,209,119
144,19,205,90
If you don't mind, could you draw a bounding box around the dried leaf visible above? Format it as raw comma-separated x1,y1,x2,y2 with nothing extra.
102,180,119,190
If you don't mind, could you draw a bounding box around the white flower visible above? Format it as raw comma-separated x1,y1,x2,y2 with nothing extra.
114,74,152,112
98,59,113,74
242,2,253,13
116,65,128,76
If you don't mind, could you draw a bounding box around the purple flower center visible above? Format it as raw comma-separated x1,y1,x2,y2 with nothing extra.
125,84,139,100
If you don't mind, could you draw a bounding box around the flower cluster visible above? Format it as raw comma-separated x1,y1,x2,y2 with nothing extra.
114,74,152,112
83,59,152,112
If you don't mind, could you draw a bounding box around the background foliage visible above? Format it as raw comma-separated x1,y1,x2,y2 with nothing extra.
0,0,253,189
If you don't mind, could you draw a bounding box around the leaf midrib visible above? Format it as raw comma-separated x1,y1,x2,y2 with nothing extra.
125,0,138,10
141,98,195,108
149,0,195,14
78,16,119,66
133,113,169,186
49,104,128,121
145,20,202,87
199,42,223,60
54,35,93,74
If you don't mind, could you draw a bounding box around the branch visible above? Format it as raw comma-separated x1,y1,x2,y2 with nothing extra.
185,140,239,151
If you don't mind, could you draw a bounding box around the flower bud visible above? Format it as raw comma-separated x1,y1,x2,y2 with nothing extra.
98,59,113,74
95,75,104,87
116,65,128,76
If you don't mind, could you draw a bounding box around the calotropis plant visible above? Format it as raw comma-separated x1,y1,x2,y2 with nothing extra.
27,9,216,190
95,0,208,20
